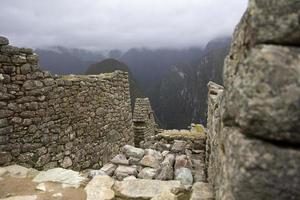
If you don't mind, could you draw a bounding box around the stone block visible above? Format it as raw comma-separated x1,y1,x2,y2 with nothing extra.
249,0,300,45
225,45,300,143
220,127,300,200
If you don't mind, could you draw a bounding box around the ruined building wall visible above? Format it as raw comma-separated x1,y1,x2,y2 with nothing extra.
206,0,300,200
0,37,133,170
132,98,157,147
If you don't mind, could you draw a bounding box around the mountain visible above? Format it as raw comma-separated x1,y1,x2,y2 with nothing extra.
120,47,203,92
35,46,105,74
85,59,144,109
35,39,229,129
148,37,231,129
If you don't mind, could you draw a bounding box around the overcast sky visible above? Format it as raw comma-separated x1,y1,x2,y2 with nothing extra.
0,0,247,50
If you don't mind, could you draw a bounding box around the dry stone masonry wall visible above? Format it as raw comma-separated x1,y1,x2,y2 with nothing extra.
132,98,157,147
0,37,133,171
206,0,300,200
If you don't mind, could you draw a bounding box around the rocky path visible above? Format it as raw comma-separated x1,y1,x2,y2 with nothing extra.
0,143,212,200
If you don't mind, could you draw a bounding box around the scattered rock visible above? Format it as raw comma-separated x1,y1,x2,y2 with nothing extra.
174,155,191,170
114,165,138,181
155,162,174,180
111,154,129,165
138,167,157,179
145,149,163,161
33,168,86,188
175,167,193,186
128,157,140,165
171,140,187,153
85,175,115,200
140,155,160,168
100,163,117,176
61,157,72,168
123,145,145,159
113,179,182,199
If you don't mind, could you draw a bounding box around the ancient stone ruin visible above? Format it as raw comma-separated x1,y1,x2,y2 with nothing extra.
132,98,157,147
0,37,133,171
0,0,299,199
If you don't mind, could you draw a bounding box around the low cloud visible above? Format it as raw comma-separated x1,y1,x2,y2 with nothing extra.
0,0,248,50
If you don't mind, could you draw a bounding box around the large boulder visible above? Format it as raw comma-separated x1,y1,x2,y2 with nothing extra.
174,155,192,171
123,145,145,159
100,163,117,176
1,165,30,178
145,149,163,161
175,167,193,186
225,45,300,143
114,165,138,181
32,168,86,188
113,179,182,199
84,175,115,200
140,155,160,168
155,162,174,181
111,154,129,165
138,167,157,179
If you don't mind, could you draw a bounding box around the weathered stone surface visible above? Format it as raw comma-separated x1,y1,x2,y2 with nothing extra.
171,140,187,153
123,145,145,159
84,175,115,200
226,45,300,143
113,179,182,199
61,156,73,168
114,165,138,180
155,162,174,181
0,39,133,170
100,163,117,176
190,182,213,200
175,167,193,186
249,0,300,45
222,127,300,200
33,168,86,188
138,167,157,179
145,149,163,161
174,155,191,171
111,154,129,165
133,98,158,147
88,169,106,178
140,155,160,168
2,165,30,178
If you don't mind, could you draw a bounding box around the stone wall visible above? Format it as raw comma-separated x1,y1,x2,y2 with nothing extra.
206,0,300,199
132,98,157,147
0,37,133,170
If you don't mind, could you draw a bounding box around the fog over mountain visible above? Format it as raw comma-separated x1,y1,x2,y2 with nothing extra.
0,0,247,50
0,0,248,128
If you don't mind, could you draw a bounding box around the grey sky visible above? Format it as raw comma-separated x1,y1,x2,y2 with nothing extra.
0,0,248,50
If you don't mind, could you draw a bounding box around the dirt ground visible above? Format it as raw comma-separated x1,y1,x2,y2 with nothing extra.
0,177,86,200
